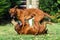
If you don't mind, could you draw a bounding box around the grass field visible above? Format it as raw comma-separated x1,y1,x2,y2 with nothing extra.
0,23,60,40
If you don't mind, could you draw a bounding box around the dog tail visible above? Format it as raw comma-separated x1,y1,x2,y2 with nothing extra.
44,13,51,18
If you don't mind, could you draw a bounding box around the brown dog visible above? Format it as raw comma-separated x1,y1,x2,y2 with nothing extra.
9,7,51,26
14,21,48,35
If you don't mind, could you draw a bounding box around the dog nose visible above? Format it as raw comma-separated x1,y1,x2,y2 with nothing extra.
11,15,15,19
11,15,13,17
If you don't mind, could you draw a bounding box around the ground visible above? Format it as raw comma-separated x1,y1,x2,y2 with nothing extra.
0,23,60,40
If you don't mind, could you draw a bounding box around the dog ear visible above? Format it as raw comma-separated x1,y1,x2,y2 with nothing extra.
14,5,18,8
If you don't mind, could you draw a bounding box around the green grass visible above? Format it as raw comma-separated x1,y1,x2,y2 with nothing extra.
0,23,60,40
